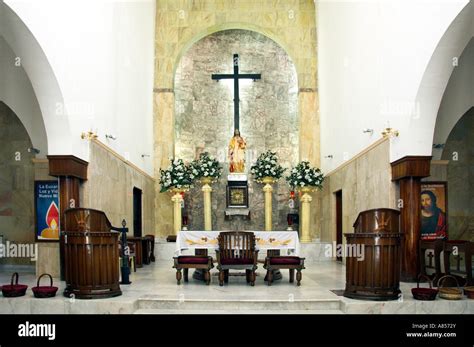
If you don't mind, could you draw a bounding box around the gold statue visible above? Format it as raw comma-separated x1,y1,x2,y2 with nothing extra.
228,129,246,173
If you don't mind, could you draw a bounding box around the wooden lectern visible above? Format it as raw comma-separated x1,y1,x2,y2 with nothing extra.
344,208,402,301
62,208,122,299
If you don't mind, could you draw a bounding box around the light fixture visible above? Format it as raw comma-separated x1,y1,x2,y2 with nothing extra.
105,134,117,140
141,154,150,158
363,129,374,135
27,147,40,154
324,155,333,159
81,130,98,140
381,127,399,138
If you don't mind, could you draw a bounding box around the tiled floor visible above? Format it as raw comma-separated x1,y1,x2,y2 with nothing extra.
0,261,472,314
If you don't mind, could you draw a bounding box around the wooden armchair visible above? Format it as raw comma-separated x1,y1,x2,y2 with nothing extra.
216,231,259,286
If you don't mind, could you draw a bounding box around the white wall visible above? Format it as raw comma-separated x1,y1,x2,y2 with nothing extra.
317,0,470,173
0,36,48,157
3,0,155,174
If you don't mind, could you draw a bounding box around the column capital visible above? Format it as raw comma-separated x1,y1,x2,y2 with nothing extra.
171,192,183,202
300,193,313,203
263,183,273,192
202,184,213,192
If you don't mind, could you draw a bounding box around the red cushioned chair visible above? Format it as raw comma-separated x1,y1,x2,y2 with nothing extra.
173,255,214,285
216,231,259,286
264,256,305,286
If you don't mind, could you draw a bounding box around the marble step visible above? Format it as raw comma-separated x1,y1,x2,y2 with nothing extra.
134,308,344,314
136,298,342,311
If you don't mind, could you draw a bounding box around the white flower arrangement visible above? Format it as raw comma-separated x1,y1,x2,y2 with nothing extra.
159,158,195,193
190,152,222,181
250,150,286,181
286,161,324,189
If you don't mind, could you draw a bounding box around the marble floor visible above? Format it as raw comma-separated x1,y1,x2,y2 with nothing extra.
0,261,472,314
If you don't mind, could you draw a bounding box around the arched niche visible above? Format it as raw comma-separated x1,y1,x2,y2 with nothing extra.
173,29,298,231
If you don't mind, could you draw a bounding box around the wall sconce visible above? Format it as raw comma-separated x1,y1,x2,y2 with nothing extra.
381,128,399,138
81,130,98,140
141,154,150,158
324,155,333,159
27,147,40,154
363,129,374,135
105,134,117,140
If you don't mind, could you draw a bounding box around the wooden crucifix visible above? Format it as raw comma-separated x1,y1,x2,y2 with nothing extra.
212,54,261,131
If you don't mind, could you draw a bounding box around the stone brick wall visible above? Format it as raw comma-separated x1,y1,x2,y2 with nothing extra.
0,102,35,265
175,29,298,231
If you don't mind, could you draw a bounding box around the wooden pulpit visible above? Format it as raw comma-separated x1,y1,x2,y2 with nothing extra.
344,208,402,301
63,208,122,299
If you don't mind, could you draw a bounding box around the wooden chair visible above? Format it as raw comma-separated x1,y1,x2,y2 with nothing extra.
443,240,472,286
145,234,155,262
173,256,214,285
216,231,259,286
264,256,305,286
419,239,444,285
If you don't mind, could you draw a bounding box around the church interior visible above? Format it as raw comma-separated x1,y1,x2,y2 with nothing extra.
0,0,473,319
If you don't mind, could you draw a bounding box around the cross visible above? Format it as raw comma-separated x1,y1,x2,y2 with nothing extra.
212,54,261,132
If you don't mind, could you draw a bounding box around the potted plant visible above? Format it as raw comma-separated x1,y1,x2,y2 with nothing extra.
250,150,286,184
286,161,324,193
190,152,222,185
159,158,195,193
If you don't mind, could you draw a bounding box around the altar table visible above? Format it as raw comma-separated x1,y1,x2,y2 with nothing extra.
176,231,300,256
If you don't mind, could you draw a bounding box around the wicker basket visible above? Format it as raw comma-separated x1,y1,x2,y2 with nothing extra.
2,273,28,297
411,274,438,301
438,275,463,300
32,273,58,298
464,286,474,299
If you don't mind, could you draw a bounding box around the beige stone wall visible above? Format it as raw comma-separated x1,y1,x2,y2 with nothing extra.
318,138,398,244
155,0,317,90
81,140,155,236
154,0,319,237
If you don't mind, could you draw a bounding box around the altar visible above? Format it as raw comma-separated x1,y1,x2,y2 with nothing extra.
176,230,300,257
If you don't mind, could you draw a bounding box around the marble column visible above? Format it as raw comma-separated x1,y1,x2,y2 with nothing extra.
154,90,175,238
201,178,213,231
298,89,320,241
263,182,273,231
300,188,313,243
171,191,183,235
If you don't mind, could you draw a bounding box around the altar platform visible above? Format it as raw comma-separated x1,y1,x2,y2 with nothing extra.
0,261,472,314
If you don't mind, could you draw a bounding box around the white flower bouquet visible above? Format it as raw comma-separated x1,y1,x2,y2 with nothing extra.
190,152,222,181
159,158,195,193
286,161,324,190
250,150,286,181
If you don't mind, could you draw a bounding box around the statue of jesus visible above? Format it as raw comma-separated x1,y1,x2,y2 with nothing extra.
228,129,246,173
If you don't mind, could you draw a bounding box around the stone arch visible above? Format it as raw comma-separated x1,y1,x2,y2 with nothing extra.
1,3,72,155
172,23,298,89
408,1,473,159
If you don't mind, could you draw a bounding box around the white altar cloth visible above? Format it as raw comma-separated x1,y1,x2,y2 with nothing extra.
175,231,300,256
